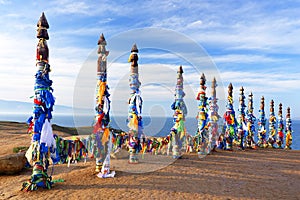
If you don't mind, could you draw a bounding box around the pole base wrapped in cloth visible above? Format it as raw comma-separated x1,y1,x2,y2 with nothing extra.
128,133,141,163
97,134,115,178
21,163,53,192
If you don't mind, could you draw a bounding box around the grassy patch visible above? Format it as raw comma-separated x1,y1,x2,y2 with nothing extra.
13,146,29,153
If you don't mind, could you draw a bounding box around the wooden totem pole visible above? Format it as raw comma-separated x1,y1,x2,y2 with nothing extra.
22,12,56,191
92,34,112,176
268,100,277,148
285,107,293,149
196,73,209,155
257,96,267,147
169,66,187,158
127,44,143,163
208,77,220,152
245,92,256,148
223,83,237,150
277,103,284,148
237,87,246,149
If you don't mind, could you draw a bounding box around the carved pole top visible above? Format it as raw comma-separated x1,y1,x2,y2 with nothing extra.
228,83,233,97
211,77,217,98
178,65,183,74
98,33,107,45
37,12,49,40
131,43,138,53
200,73,206,87
278,103,282,116
239,86,244,94
260,96,265,110
248,92,253,110
270,99,274,113
286,107,290,118
37,12,49,28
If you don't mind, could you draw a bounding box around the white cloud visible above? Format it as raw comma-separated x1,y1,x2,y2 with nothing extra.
142,1,300,54
219,70,300,103
187,20,203,29
212,54,287,64
48,0,132,17
140,52,181,60
0,0,10,4
49,0,91,15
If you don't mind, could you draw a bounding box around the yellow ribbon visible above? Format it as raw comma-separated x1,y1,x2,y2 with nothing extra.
102,128,110,145
97,81,106,104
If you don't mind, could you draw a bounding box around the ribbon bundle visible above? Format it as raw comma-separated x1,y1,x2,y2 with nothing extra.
54,135,87,166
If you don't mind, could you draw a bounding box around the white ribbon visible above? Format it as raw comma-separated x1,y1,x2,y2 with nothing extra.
40,119,56,148
242,122,247,131
103,96,109,114
98,133,115,178
130,92,143,114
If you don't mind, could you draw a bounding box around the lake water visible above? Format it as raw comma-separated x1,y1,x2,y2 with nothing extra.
0,113,299,150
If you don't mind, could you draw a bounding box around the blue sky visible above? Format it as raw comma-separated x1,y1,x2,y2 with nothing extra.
0,0,299,119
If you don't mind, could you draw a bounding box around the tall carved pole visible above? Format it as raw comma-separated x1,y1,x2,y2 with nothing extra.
196,73,209,155
208,77,220,152
22,12,56,191
92,34,112,175
257,96,267,147
268,100,277,148
223,83,237,150
245,92,256,148
169,66,187,158
237,87,246,150
285,107,292,149
276,103,284,148
127,44,143,163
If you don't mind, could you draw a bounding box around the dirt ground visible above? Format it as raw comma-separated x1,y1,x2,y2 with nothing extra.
0,121,300,200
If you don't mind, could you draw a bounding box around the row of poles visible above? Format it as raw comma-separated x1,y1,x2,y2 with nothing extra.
22,13,293,191
221,85,292,151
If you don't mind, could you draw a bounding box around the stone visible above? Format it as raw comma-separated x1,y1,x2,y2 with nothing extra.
0,152,26,175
